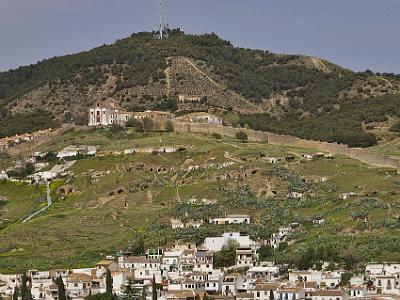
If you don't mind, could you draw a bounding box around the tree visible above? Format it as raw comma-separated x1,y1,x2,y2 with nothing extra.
20,273,31,300
126,118,144,132
12,287,18,300
106,269,113,296
85,294,115,300
339,272,353,287
213,239,240,268
257,245,273,261
55,275,66,300
212,133,222,140
143,117,155,132
296,247,315,270
127,235,145,255
235,131,248,142
152,275,157,300
165,120,174,132
24,163,35,176
269,290,275,300
141,286,147,300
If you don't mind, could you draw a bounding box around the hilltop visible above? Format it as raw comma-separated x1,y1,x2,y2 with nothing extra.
1,30,400,147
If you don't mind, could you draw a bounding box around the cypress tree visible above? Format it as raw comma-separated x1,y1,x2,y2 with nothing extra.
12,287,19,300
56,275,66,300
152,275,157,300
106,270,113,296
269,290,275,300
21,273,31,300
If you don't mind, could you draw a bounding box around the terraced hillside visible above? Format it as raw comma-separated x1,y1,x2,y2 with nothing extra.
1,30,400,147
1,128,400,273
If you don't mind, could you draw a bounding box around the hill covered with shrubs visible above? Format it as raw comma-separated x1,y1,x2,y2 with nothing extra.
0,29,399,146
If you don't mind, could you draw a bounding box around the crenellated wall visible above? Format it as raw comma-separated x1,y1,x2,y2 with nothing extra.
173,122,400,173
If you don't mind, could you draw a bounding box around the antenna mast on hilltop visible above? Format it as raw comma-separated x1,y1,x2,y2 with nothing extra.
154,0,169,39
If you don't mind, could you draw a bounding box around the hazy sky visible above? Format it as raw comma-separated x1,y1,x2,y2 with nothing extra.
0,0,399,73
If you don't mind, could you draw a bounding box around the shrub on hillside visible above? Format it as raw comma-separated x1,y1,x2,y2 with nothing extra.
236,131,248,142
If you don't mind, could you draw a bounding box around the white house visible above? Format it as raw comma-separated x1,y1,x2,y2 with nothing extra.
289,271,322,284
162,251,183,271
88,99,124,126
236,247,256,267
66,273,95,299
252,283,278,300
222,273,245,296
194,249,214,273
118,256,161,271
276,287,304,300
203,232,259,252
347,285,367,298
206,271,224,294
210,215,251,225
246,266,280,282
111,270,132,295
309,290,347,300
371,275,399,295
322,271,343,288
95,260,118,278
270,227,292,249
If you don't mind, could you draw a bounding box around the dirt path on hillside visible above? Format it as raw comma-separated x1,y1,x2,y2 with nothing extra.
164,65,172,96
310,57,330,73
182,57,263,112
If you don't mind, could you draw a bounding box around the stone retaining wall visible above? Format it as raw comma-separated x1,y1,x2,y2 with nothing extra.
173,122,400,172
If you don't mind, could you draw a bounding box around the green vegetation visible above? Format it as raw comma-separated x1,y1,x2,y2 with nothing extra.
56,275,66,300
239,95,400,147
0,109,53,138
235,131,248,142
20,273,31,300
1,30,399,146
214,239,240,268
1,129,400,273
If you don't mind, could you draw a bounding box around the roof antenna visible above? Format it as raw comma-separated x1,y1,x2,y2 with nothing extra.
154,0,169,39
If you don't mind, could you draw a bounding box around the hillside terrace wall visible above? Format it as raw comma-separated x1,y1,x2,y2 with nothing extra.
173,122,400,173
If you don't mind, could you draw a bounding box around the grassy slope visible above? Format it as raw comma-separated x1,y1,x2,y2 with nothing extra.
0,129,399,273
368,138,400,158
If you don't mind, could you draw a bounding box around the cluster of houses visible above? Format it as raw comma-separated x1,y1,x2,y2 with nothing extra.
88,99,222,127
2,241,400,300
0,129,52,152
1,145,95,184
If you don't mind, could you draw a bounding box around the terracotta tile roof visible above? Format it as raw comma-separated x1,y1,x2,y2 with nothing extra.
310,290,344,297
67,273,93,283
236,293,254,298
96,260,115,266
255,283,278,290
124,256,160,264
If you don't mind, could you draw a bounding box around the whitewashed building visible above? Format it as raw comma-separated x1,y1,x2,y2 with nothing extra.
210,215,251,225
203,232,259,252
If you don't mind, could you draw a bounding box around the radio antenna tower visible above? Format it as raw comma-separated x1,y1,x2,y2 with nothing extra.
154,0,169,39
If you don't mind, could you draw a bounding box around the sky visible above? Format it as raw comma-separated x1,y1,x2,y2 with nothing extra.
0,0,399,73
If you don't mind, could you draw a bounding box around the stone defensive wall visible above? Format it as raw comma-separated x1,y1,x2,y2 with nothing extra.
173,122,400,172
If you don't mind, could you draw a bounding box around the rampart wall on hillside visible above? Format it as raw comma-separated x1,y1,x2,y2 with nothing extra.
173,122,400,172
